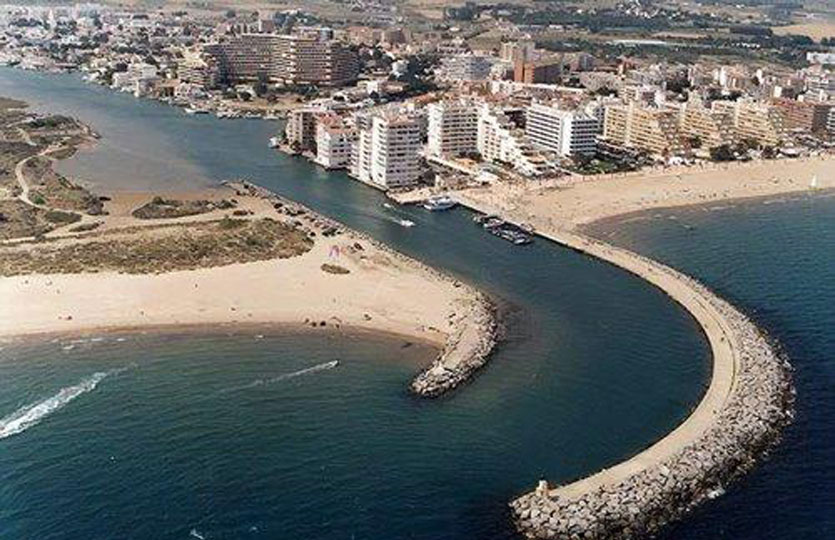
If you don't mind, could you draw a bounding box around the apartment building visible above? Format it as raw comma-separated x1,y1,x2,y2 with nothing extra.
514,58,563,84
426,99,479,157
678,95,735,149
712,99,785,146
603,101,684,156
828,107,835,136
478,104,554,177
525,102,601,157
772,98,834,134
436,54,496,83
285,107,321,152
350,110,424,189
206,31,359,86
315,114,357,170
500,40,536,63
178,52,220,89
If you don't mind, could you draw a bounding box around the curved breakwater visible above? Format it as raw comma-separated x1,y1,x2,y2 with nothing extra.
508,229,795,539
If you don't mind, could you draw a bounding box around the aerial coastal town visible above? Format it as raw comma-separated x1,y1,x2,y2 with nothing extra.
1,1,833,205
0,1,832,539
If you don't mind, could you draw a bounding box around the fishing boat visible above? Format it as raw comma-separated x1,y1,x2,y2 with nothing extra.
398,219,416,228
423,195,457,212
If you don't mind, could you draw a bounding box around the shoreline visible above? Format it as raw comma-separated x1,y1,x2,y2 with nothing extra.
0,319,445,358
451,193,795,538
580,186,835,238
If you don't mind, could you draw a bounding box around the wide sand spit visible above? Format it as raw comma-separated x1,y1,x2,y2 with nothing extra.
0,181,498,397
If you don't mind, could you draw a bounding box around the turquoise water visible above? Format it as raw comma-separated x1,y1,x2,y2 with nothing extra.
0,68,819,539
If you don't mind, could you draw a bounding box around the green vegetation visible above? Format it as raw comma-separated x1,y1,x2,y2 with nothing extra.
0,218,313,276
132,196,236,219
44,209,81,225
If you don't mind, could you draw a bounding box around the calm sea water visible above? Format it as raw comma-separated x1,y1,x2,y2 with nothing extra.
0,69,827,538
588,196,835,539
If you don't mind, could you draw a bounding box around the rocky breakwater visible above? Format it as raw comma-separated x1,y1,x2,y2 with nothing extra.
227,180,500,398
510,232,795,539
409,294,498,397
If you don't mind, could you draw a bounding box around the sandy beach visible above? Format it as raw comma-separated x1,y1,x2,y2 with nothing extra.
0,186,483,357
454,155,835,231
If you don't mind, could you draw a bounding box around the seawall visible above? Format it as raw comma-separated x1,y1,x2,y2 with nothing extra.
455,196,794,538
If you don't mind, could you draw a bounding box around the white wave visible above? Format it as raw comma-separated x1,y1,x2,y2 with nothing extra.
221,360,339,394
0,366,130,440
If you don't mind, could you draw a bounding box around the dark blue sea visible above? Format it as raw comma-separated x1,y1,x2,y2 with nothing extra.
0,69,831,539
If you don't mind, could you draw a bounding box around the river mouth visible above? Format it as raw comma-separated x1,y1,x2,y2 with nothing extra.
0,68,713,539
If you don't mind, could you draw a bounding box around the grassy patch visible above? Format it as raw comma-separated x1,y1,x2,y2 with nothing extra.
132,196,237,220
0,200,54,240
0,218,314,276
44,209,81,225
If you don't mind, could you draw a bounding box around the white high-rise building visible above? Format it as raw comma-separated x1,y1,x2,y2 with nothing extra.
315,115,357,170
350,110,423,189
426,99,479,158
525,103,601,157
477,104,554,177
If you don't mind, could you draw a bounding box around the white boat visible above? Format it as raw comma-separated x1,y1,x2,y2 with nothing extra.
423,195,457,211
810,175,818,189
382,202,394,209
184,107,209,115
398,219,416,228
268,137,280,148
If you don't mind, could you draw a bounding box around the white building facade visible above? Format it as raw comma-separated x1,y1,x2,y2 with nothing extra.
426,99,479,158
525,103,601,157
350,110,424,189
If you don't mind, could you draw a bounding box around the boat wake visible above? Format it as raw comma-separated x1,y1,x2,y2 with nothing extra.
220,360,339,394
1,370,112,440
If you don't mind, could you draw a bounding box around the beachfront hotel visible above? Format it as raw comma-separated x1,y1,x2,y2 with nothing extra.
712,99,785,147
525,102,602,157
678,94,735,149
477,103,554,177
603,101,684,156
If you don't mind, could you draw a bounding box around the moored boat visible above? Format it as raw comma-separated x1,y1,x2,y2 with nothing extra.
423,195,457,212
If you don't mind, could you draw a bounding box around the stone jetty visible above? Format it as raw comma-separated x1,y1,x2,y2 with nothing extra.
509,230,795,539
228,181,501,398
409,294,498,397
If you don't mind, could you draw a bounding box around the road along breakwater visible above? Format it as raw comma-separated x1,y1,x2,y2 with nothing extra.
226,181,499,398
506,228,795,539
